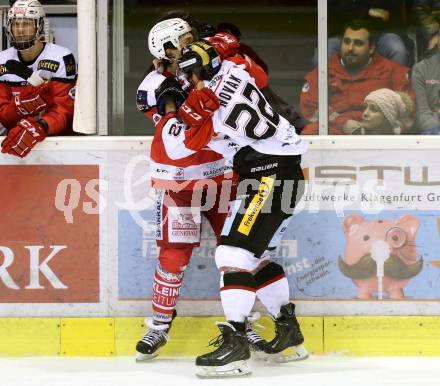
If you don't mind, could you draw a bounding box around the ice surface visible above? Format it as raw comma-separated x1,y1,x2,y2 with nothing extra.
1,355,439,386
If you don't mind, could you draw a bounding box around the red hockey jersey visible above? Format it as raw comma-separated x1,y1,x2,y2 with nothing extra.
136,34,268,190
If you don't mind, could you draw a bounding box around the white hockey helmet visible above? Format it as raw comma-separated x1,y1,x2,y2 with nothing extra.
7,0,46,51
148,18,192,60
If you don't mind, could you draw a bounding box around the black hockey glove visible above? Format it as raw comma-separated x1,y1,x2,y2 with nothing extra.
155,78,188,116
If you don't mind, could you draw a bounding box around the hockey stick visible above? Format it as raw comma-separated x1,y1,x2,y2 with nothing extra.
5,59,44,86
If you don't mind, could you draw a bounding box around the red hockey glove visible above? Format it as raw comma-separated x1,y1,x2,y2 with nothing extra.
15,82,51,116
184,118,215,151
206,32,240,59
178,88,220,127
1,118,47,158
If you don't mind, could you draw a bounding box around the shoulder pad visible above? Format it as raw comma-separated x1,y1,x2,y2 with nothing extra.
137,70,166,110
37,44,77,81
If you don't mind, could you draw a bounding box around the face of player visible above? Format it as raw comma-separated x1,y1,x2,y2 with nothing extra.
340,27,374,71
361,101,391,134
165,32,194,61
11,19,37,45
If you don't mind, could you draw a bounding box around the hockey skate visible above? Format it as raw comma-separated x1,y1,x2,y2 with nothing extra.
196,322,252,378
246,312,269,360
135,318,171,362
264,303,309,362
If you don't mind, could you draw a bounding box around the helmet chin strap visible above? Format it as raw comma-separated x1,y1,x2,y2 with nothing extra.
15,39,37,51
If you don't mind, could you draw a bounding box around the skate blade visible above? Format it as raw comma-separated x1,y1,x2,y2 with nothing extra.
267,344,309,363
250,350,272,361
196,360,252,378
135,350,159,362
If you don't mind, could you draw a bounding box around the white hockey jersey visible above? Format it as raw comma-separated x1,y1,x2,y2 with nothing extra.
0,43,77,84
206,60,307,156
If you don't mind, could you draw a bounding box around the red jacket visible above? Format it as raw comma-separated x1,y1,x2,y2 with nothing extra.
300,52,413,134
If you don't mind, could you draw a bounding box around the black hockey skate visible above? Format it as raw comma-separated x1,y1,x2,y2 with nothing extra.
245,313,268,360
135,311,176,362
196,322,251,378
264,303,309,362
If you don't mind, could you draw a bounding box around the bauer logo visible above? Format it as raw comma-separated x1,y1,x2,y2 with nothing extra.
0,165,99,303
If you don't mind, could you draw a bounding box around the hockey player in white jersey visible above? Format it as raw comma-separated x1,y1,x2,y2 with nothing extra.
0,0,76,157
159,40,309,377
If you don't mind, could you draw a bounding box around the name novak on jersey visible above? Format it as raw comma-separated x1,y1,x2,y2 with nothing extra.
206,60,307,157
216,73,242,108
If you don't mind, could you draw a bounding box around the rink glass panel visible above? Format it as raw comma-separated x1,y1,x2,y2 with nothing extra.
108,0,318,135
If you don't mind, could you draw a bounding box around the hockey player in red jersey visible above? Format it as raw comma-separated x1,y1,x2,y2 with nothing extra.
0,0,76,158
173,41,308,377
135,17,269,362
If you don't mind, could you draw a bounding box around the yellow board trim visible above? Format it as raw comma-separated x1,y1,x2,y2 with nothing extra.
238,176,275,236
324,316,440,356
0,318,60,356
0,316,440,356
60,318,115,356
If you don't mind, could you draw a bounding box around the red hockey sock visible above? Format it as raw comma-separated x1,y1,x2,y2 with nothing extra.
151,265,183,323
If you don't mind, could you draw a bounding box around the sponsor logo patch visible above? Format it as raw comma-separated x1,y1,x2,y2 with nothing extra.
155,190,164,240
68,85,76,100
38,59,60,73
136,90,150,112
63,54,77,77
168,207,201,243
173,167,185,180
238,176,274,236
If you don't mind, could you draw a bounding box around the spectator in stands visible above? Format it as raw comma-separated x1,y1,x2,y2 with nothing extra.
354,88,414,134
411,28,440,134
301,19,413,135
0,0,77,158
413,1,440,52
313,0,409,66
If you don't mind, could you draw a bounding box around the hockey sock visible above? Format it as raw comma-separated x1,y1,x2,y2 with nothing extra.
254,262,289,318
220,271,257,322
152,265,183,323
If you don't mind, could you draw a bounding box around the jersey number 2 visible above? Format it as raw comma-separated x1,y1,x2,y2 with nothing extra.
224,82,280,139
